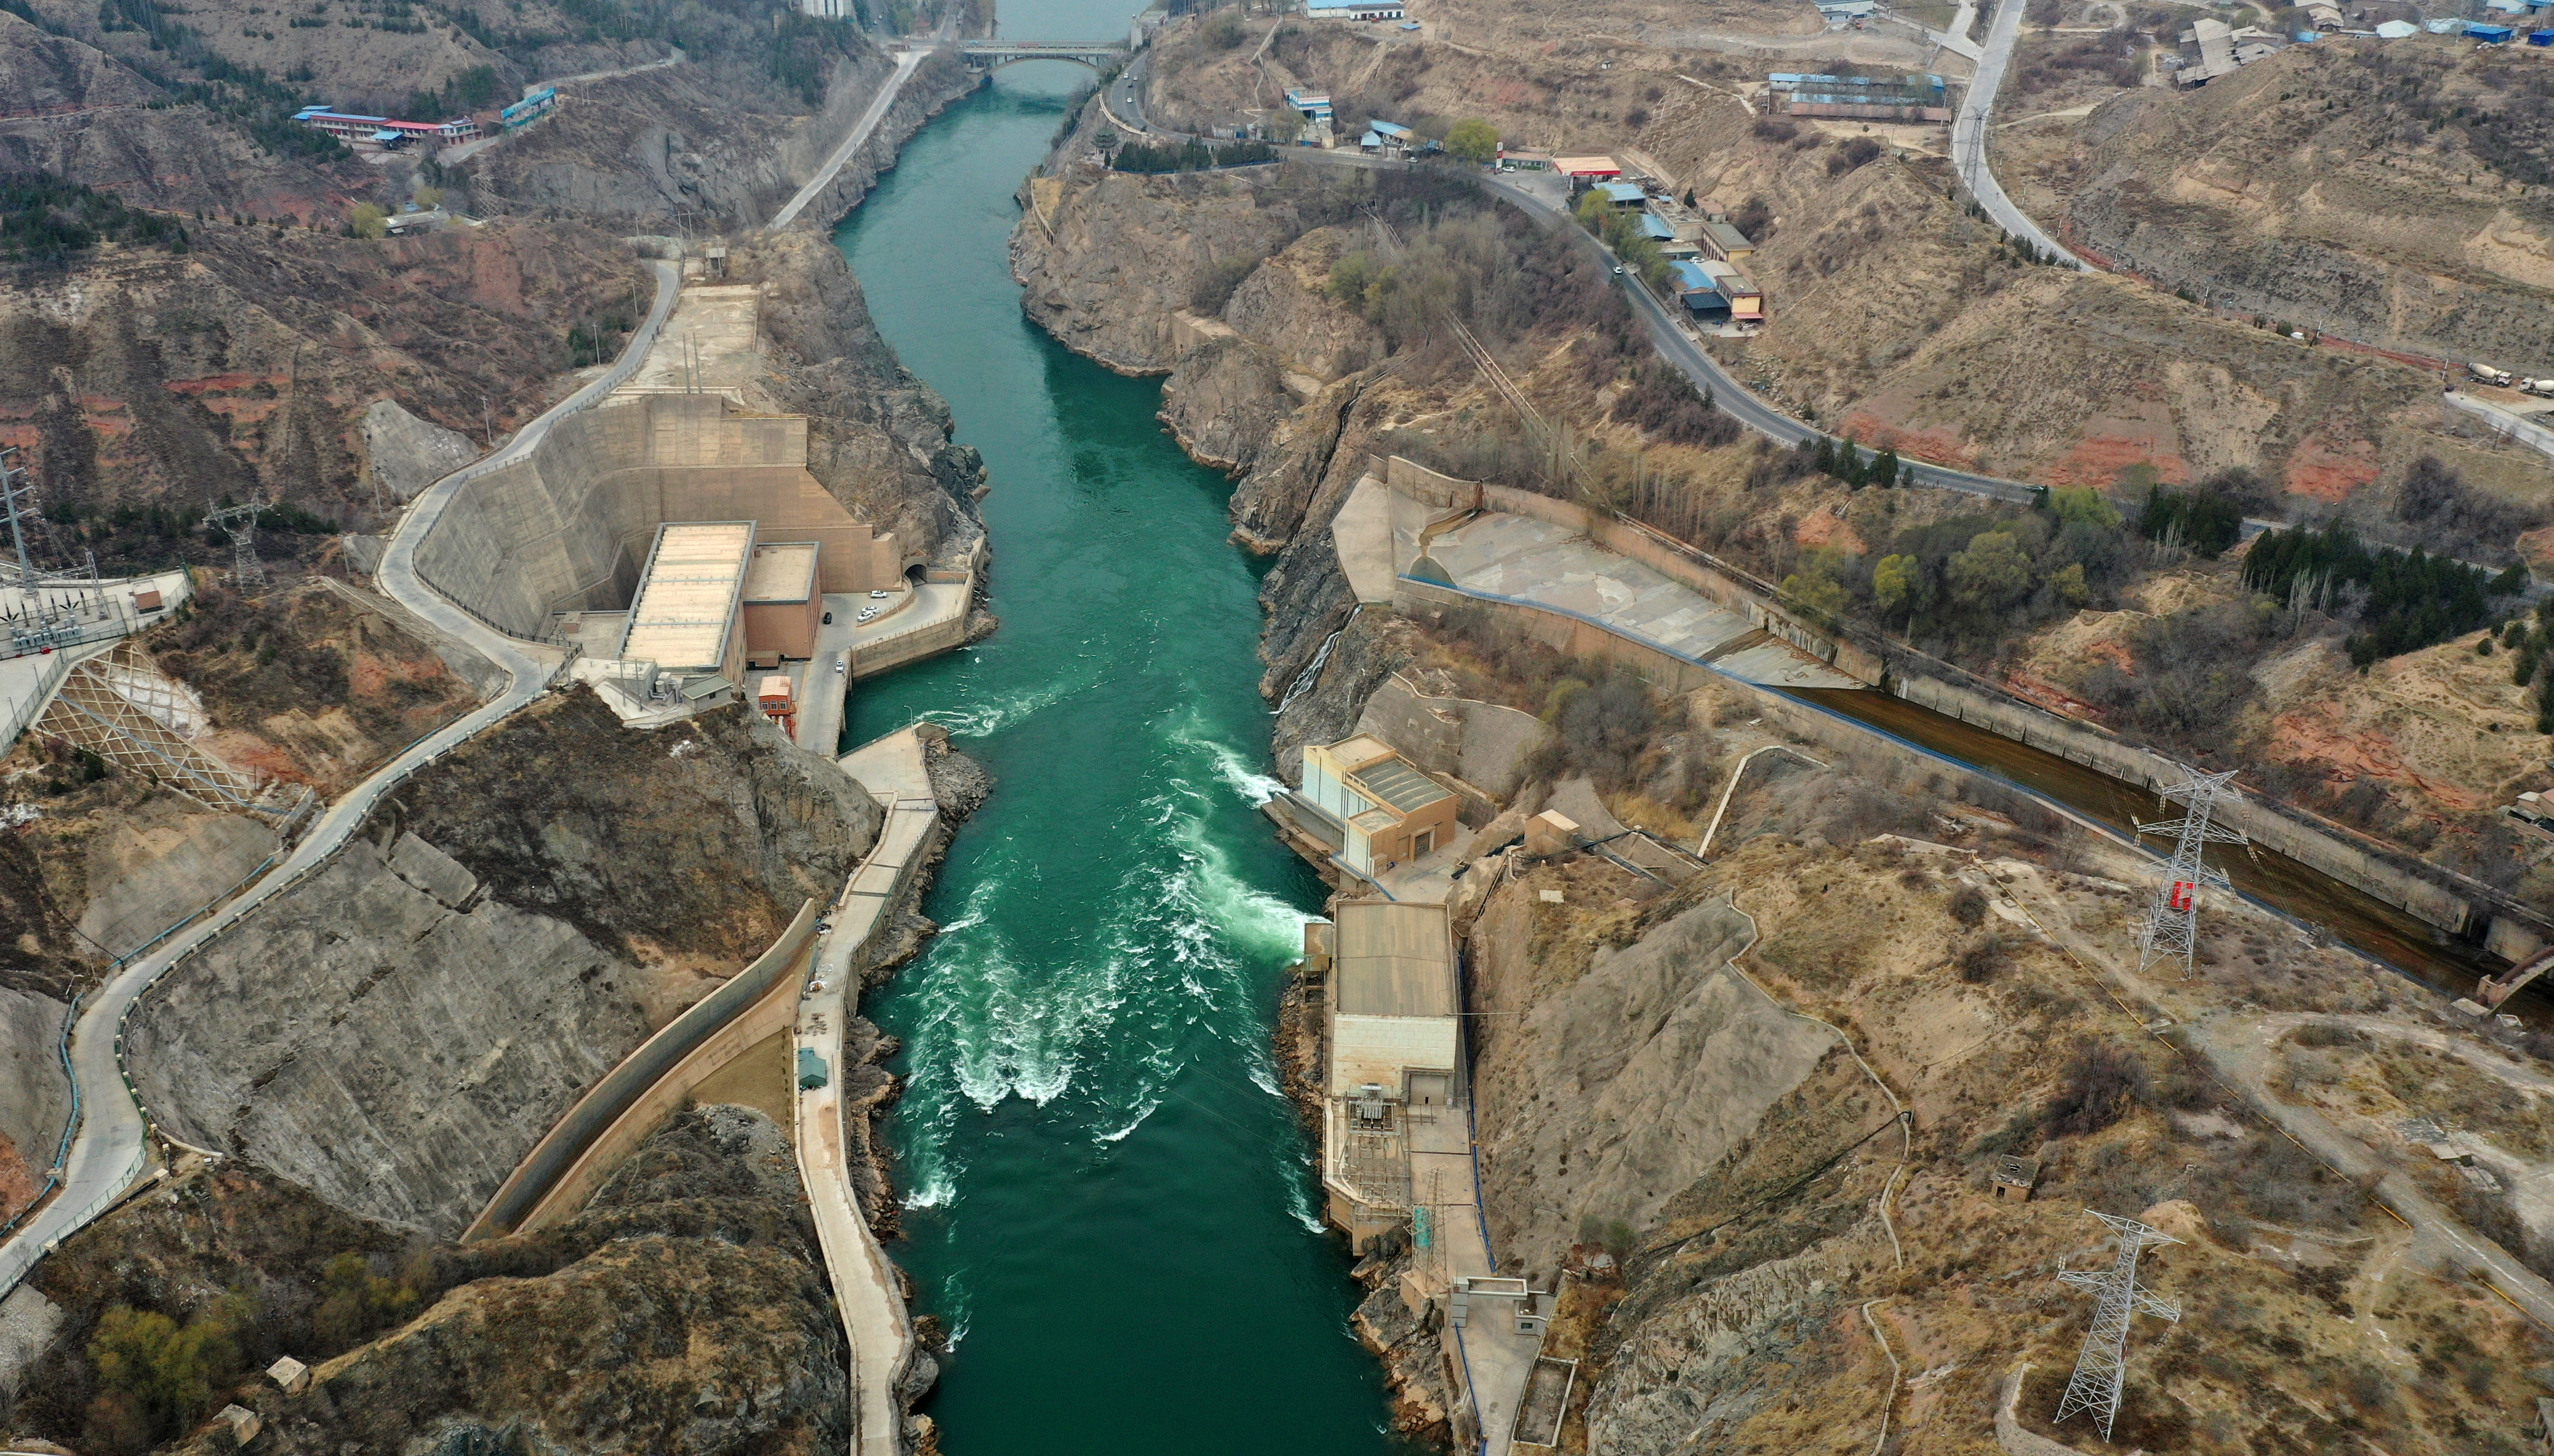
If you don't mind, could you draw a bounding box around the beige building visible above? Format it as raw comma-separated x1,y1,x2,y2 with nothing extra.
617,521,755,685
741,540,821,664
1308,900,1461,1250
1299,735,1460,879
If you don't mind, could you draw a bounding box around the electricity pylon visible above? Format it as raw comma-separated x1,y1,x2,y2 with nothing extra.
2134,765,2246,978
203,496,269,590
2054,1210,2182,1441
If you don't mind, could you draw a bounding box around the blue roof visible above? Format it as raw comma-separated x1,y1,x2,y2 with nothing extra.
2473,22,2515,38
1597,180,1645,202
2532,27,2554,40
2296,29,2319,39
371,129,404,141
1370,120,1411,138
1360,130,1385,146
1669,260,1712,290
1636,213,1675,240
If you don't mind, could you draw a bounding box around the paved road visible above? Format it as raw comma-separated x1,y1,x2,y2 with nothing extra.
1949,0,2087,268
772,46,928,230
807,729,937,1455
0,259,683,1301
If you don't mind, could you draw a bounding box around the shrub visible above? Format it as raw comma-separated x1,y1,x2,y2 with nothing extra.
2041,1040,2151,1138
1825,136,1884,176
1949,884,1987,927
1958,934,2004,982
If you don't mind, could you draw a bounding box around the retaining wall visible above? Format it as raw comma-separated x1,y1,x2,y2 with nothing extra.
464,897,821,1241
1379,457,2550,964
415,395,900,640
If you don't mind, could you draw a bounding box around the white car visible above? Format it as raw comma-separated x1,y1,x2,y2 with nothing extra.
833,657,846,674
869,589,890,599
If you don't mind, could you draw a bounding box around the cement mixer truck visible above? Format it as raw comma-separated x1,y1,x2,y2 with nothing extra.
2469,361,2517,386
2522,378,2554,398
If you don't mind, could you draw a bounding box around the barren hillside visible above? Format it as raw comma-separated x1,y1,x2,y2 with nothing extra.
2007,35,2554,371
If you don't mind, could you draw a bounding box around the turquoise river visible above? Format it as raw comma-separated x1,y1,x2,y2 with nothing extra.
833,31,1422,1454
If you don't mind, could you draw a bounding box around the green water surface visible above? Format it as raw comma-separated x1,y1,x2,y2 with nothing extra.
833,51,1416,1455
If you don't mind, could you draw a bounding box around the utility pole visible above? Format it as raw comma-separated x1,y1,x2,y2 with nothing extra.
2054,1211,2182,1442
2133,764,2247,978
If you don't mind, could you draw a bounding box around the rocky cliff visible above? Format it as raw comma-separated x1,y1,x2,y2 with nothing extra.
0,215,648,558
124,691,879,1238
0,987,69,1225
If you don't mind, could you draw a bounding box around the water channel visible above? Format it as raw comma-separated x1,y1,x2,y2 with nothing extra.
834,42,1419,1456
827,15,2534,1448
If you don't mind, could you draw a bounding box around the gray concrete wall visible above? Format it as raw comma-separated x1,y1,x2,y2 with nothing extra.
468,897,820,1240
415,395,897,640
1381,457,2550,963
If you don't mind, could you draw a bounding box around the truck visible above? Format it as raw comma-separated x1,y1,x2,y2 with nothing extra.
2522,378,2554,398
2469,361,2517,386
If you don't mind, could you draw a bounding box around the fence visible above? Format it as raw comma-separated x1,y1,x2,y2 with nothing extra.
0,650,70,749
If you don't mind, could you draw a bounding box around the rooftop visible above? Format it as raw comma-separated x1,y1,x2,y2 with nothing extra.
742,541,819,603
1345,754,1454,815
619,521,754,670
1333,900,1456,1017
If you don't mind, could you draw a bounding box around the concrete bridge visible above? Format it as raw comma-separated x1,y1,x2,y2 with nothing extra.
956,39,1127,69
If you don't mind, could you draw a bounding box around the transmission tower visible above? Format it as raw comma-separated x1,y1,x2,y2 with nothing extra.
2054,1210,2182,1442
0,445,37,585
202,496,269,590
2134,764,2247,978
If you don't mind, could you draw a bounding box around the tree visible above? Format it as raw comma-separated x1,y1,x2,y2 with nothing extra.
1782,551,1851,618
1947,529,2033,613
1446,117,1499,165
2048,486,2120,530
1872,552,1926,624
89,1296,249,1443
347,202,387,240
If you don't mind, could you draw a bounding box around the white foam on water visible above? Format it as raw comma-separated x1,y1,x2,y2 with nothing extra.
920,673,1088,738
1167,709,1286,805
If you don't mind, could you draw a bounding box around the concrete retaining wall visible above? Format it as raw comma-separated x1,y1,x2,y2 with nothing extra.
464,897,822,1240
415,395,898,640
1381,456,2550,964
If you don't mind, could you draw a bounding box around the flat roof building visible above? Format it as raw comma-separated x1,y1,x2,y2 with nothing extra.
740,540,822,664
1309,900,1461,1248
618,521,755,683
1300,734,1459,880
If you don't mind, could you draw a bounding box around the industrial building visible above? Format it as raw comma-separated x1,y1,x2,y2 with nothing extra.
1771,72,1950,122
1304,0,1406,18
1297,733,1460,879
740,541,822,666
292,106,481,151
1303,900,1461,1250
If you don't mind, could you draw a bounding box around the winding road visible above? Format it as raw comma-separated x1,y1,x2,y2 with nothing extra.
1949,0,2086,268
0,259,684,1301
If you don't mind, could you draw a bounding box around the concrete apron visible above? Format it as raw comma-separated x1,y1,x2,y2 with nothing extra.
802,726,937,1455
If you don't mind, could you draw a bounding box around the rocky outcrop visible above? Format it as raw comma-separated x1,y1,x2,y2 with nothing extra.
744,231,988,573
1465,895,1843,1272
0,987,68,1222
359,400,478,504
0,217,648,551
126,693,879,1237
161,1106,849,1456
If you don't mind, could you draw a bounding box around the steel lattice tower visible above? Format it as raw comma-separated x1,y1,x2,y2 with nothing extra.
203,497,268,590
2055,1211,2182,1441
2135,765,2247,978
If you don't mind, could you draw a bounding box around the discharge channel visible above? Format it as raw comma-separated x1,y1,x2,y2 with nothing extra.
834,44,1420,1456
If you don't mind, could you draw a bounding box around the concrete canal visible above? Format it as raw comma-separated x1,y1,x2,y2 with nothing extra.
834,50,1421,1456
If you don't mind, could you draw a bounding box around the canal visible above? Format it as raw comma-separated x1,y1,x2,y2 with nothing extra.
834,39,1421,1456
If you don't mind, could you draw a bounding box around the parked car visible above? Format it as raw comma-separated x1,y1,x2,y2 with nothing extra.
822,611,833,624
869,589,890,599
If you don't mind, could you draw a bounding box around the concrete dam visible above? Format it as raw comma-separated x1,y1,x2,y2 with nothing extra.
414,391,912,643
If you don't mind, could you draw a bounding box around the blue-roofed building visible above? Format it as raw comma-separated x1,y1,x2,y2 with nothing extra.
1669,260,1712,291
1596,180,1646,206
2473,22,2515,40
2531,27,2554,43
1768,73,1804,88
1359,130,1387,150
1370,119,1412,140
1636,212,1674,241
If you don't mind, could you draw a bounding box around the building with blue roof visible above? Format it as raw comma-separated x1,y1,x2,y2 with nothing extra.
1596,180,1646,205
1636,213,1675,241
2473,22,2515,40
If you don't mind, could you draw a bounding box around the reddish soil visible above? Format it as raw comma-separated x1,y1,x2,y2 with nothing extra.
2279,431,2382,503
2264,705,2491,812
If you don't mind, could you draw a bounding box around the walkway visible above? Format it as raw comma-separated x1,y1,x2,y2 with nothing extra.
803,727,939,1455
0,259,685,1299
770,47,926,230
1948,0,2086,268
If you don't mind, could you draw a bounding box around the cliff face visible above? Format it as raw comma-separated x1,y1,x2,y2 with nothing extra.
125,691,879,1237
745,231,988,572
0,987,68,1225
